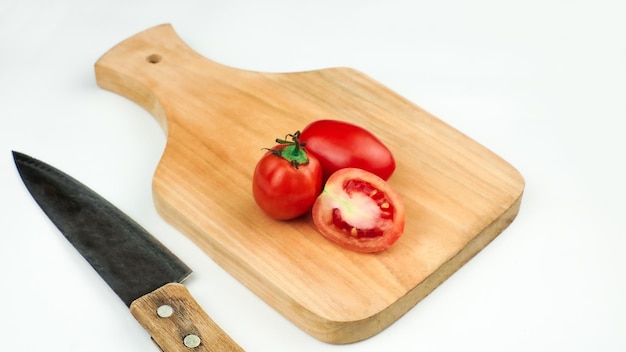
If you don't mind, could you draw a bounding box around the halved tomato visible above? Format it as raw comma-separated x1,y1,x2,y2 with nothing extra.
311,168,405,253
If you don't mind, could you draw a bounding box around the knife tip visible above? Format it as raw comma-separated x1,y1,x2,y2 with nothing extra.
11,150,28,165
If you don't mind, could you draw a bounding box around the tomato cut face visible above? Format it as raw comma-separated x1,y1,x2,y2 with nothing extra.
312,168,405,253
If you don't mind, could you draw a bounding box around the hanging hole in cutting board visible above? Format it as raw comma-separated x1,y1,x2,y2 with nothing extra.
146,54,162,64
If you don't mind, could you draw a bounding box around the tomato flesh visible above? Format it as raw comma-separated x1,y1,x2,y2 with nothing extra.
331,179,395,238
312,168,405,253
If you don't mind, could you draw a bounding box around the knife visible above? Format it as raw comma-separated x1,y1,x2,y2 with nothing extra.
12,151,244,352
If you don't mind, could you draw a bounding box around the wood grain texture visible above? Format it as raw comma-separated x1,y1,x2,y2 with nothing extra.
130,283,244,351
95,24,525,344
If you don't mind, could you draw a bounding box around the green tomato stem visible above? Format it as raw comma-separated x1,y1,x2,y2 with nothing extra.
270,131,309,169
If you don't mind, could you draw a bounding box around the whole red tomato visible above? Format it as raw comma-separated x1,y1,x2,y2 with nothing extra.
299,119,396,182
312,168,405,253
253,132,323,220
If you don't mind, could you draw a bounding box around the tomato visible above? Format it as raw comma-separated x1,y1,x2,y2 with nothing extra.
312,168,405,253
299,119,396,182
253,132,323,220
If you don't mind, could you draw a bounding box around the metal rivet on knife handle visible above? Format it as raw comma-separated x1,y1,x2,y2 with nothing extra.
157,305,174,318
130,283,244,351
184,334,202,348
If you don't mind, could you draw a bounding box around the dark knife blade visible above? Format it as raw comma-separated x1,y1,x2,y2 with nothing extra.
13,151,243,352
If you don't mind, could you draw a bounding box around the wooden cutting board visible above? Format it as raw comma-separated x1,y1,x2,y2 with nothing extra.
94,24,524,344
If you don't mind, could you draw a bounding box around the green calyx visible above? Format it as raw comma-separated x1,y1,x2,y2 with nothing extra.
270,131,309,169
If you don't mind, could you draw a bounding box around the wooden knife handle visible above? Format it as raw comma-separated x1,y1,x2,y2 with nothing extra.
130,283,244,352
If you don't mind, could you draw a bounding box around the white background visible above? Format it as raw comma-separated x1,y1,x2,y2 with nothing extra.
2,1,625,351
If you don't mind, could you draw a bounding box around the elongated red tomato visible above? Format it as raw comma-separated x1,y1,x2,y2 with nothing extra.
299,119,396,182
312,168,405,253
253,132,322,220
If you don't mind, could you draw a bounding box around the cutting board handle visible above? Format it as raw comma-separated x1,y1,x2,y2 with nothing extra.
94,23,230,133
